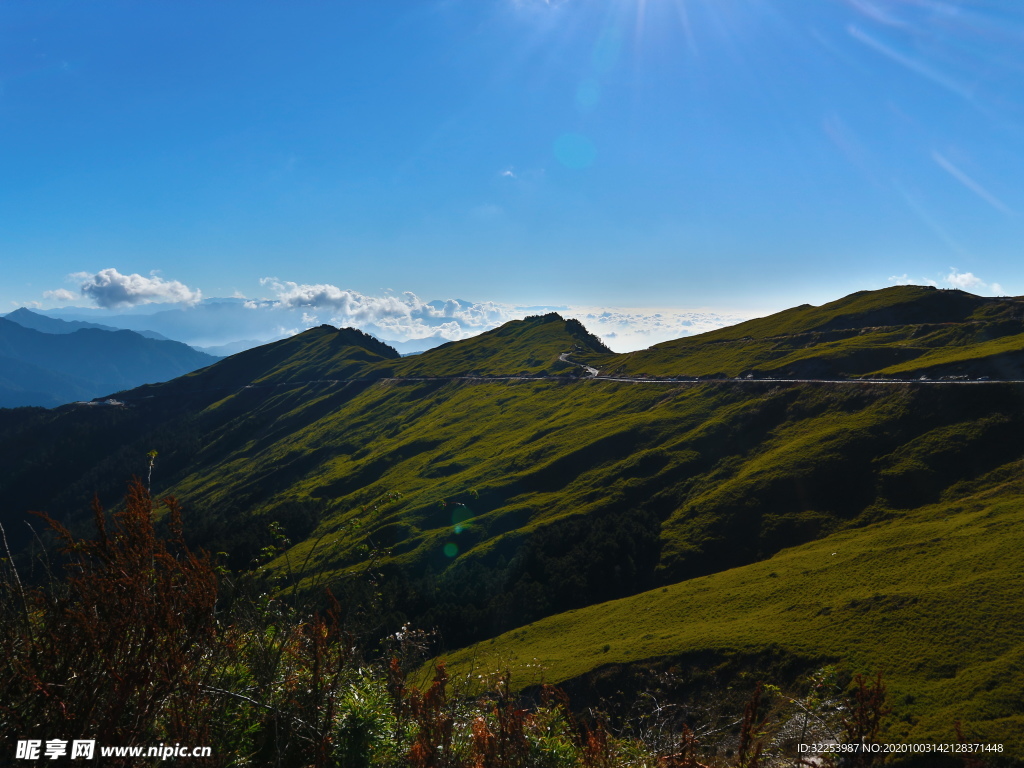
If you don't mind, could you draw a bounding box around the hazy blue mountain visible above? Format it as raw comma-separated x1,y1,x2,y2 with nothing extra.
0,354,94,407
4,307,171,341
0,318,219,408
374,336,448,355
39,297,503,352
193,339,268,356
41,300,283,349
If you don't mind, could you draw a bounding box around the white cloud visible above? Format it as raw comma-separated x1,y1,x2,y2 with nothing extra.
259,279,524,342
254,278,749,351
945,269,984,290
888,271,1004,296
564,306,748,352
42,288,78,303
944,268,1003,295
28,271,751,352
261,278,415,321
71,268,202,308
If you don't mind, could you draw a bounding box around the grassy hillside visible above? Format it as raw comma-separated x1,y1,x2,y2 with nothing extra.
387,313,610,378
4,289,1024,755
163,378,1023,649
125,325,399,397
439,473,1024,752
591,286,1024,380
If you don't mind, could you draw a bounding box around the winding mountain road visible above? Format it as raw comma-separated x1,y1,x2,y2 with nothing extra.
72,352,1015,408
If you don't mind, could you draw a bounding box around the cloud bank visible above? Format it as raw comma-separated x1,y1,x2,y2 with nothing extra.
32,273,747,352
259,278,520,343
42,288,78,303
944,268,1003,295
256,278,746,352
69,268,203,308
567,307,748,351
888,269,1004,296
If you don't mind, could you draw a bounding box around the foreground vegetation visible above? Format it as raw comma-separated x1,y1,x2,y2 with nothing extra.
0,482,953,767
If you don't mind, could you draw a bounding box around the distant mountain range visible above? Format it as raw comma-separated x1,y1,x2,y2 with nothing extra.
38,298,453,354
5,307,173,341
3,286,1024,750
0,309,219,407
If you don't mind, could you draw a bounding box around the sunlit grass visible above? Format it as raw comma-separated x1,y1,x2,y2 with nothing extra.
440,477,1024,752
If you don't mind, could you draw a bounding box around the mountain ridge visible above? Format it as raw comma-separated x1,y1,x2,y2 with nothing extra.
4,306,172,340
590,286,1024,380
3,287,1024,750
0,318,219,408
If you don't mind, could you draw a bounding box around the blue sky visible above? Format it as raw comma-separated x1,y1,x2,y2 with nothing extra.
3,1,1023,350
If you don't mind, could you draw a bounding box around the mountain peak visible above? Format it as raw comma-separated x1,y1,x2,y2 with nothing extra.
391,312,609,377
599,286,1024,380
331,326,401,359
6,307,43,319
119,322,402,400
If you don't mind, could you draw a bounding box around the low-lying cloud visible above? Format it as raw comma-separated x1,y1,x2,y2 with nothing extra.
567,307,748,351
261,278,411,321
70,268,202,308
259,279,520,343
944,268,1003,295
29,274,747,352
888,269,1004,296
256,278,746,352
42,288,78,303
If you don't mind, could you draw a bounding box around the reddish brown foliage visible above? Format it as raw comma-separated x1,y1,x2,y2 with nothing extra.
841,672,891,767
407,662,457,768
0,479,220,754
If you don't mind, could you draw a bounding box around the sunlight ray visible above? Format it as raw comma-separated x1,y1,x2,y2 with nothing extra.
932,151,1013,215
847,24,975,99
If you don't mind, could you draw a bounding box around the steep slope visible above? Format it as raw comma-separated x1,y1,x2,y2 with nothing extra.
0,318,218,407
387,313,610,377
441,475,1024,752
125,324,399,399
0,325,401,547
4,327,1024,645
592,286,1024,380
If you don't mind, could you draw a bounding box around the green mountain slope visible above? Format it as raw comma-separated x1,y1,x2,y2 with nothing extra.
440,474,1024,751
387,314,610,377
591,286,1024,380
3,289,1024,751
127,324,399,397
